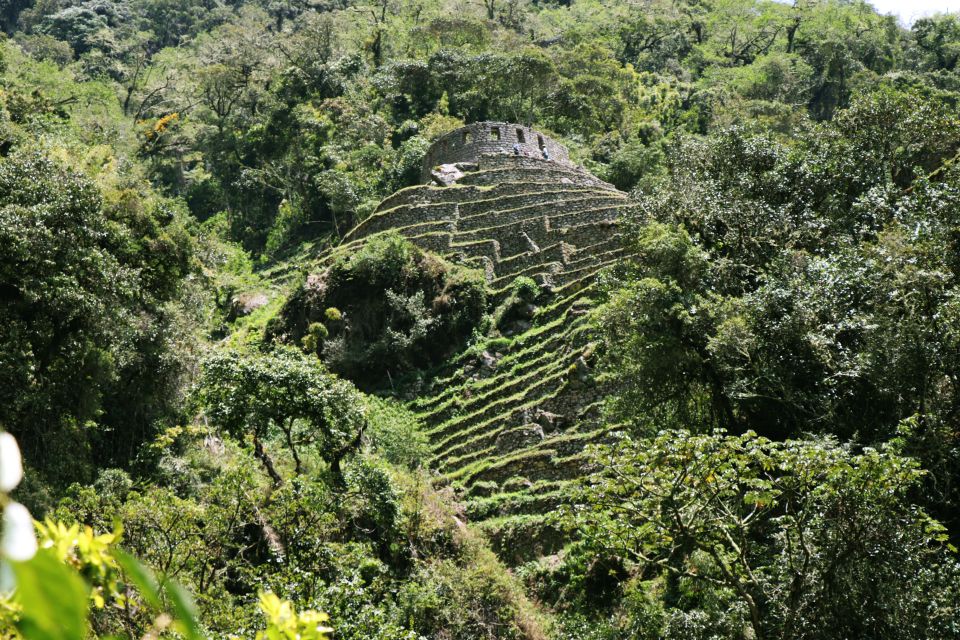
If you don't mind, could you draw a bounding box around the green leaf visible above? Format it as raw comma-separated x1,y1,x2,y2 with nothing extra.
12,549,89,640
115,549,202,639
164,579,203,640
114,549,163,611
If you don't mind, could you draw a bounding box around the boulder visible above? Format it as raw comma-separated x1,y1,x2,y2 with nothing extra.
229,292,269,319
534,409,568,433
432,163,467,186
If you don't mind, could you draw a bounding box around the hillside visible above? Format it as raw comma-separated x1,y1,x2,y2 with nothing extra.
2,1,960,639
276,122,630,563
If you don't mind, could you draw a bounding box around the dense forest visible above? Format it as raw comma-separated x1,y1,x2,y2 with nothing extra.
1,0,960,637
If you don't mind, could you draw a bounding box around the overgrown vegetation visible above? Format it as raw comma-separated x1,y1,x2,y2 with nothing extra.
1,0,960,638
272,233,487,388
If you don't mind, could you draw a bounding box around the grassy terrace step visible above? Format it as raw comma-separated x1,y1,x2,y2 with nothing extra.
458,192,624,229
564,246,628,271
466,477,569,500
457,175,602,193
430,359,579,464
456,189,613,221
464,427,618,521
495,242,566,271
433,398,610,485
374,180,595,216
465,486,572,521
553,255,625,287
441,422,615,481
474,155,619,190
448,303,584,368
417,342,572,426
456,165,617,191
465,477,569,502
412,332,573,419
391,230,455,254
453,199,623,249
465,429,626,561
551,220,621,247
495,262,563,287
355,218,620,286
420,381,603,483
448,238,502,263
419,336,590,440
373,183,490,213
488,214,618,272
353,220,456,246
474,513,567,565
433,389,566,476
463,200,625,236
426,361,569,447
551,268,609,299
415,339,589,430
496,262,560,286
567,234,627,260
410,295,597,410
344,202,457,240
339,226,619,291
455,446,594,487
546,205,626,230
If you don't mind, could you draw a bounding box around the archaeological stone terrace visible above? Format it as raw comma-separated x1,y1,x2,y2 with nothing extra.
295,124,632,564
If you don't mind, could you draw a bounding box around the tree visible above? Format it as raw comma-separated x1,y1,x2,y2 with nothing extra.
0,153,194,482
198,348,366,486
569,430,960,639
911,14,960,71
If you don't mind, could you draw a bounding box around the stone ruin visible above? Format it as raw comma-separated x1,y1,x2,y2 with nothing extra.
302,123,632,565
421,122,573,184
344,122,622,292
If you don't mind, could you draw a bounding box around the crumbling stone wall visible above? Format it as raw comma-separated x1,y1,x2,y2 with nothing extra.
421,122,571,182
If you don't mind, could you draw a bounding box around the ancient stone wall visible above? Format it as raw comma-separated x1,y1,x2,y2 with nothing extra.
421,122,571,182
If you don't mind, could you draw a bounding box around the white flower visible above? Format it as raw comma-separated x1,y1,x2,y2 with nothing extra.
2,502,37,562
0,433,23,493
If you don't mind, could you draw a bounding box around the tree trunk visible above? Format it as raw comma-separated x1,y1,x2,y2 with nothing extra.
253,434,283,486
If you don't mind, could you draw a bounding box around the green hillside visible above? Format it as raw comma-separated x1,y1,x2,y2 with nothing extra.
1,0,960,638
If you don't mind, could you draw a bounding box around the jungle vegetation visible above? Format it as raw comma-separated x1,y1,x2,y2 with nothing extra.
0,0,959,638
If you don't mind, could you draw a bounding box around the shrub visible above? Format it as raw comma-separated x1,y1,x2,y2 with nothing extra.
302,322,329,354
365,397,429,468
493,276,541,333
271,234,487,388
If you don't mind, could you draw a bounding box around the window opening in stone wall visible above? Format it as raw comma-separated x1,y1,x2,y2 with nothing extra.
463,131,472,144
491,127,501,141
537,135,545,150
516,128,525,143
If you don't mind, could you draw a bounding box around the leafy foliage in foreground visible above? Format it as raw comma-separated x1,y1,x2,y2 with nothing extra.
565,431,960,639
